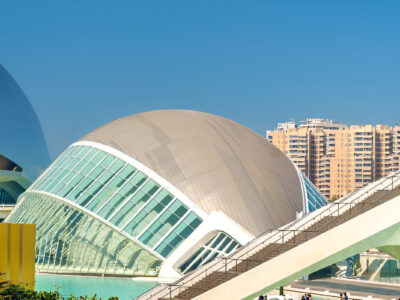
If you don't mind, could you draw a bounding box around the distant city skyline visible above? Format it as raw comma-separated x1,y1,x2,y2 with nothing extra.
267,118,400,199
268,117,400,132
2,1,400,159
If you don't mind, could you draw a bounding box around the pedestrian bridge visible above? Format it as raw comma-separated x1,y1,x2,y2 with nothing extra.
137,170,400,300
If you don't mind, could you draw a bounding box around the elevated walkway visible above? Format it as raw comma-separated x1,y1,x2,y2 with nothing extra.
137,171,400,300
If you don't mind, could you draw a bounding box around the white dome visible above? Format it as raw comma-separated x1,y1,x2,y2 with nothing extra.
81,109,304,235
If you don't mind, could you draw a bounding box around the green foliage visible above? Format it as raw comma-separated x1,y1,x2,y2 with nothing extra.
0,283,59,300
0,272,8,290
329,195,340,202
0,283,119,300
65,294,118,300
279,286,284,296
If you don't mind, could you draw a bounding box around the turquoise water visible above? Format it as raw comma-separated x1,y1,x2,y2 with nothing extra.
35,274,158,300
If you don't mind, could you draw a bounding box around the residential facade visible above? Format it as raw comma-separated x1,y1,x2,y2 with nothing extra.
267,119,400,199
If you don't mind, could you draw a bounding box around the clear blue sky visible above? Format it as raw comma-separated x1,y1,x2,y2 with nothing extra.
1,1,400,159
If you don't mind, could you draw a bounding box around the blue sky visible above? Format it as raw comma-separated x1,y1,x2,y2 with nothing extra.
1,1,400,159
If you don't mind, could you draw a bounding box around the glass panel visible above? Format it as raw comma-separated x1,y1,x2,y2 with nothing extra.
123,202,162,237
155,212,202,258
84,185,114,211
138,200,188,248
23,144,208,264
96,171,139,219
123,189,173,237
300,172,327,212
118,165,136,181
178,248,203,273
96,170,114,186
90,151,107,165
178,232,240,274
109,160,124,173
226,241,238,253
88,165,105,179
211,233,225,248
86,181,103,195
130,172,147,187
7,192,162,276
141,180,160,195
110,190,149,226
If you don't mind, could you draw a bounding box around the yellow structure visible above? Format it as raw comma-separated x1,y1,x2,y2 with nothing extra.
267,119,400,199
0,223,36,290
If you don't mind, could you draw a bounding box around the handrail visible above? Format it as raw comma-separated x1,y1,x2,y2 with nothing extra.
139,171,400,299
141,172,400,299
224,172,400,263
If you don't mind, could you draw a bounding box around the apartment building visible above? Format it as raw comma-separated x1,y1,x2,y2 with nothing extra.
267,119,400,199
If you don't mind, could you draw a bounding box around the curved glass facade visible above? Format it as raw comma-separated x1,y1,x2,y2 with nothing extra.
299,172,327,212
0,187,16,205
8,144,203,276
7,142,326,277
178,232,240,274
8,193,161,276
0,155,31,206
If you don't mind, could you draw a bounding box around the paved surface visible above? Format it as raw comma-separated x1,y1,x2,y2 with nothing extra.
289,278,400,299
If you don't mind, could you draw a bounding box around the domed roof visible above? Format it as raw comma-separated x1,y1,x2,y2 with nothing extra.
0,65,50,181
81,110,303,235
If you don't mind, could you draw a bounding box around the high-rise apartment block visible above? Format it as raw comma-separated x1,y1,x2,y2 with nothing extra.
267,119,400,199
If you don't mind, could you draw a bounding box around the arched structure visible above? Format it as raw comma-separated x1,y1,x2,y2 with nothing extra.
6,110,326,278
0,65,50,209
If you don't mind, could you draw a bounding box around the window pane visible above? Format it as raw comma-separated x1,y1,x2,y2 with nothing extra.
110,190,150,226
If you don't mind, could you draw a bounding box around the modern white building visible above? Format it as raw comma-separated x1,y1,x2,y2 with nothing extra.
6,110,326,278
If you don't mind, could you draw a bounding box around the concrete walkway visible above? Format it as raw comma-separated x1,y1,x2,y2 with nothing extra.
289,278,400,299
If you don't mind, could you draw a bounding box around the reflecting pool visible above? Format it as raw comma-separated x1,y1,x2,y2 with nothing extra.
35,274,158,300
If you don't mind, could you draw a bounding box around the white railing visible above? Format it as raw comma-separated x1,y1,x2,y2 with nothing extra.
138,171,400,299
